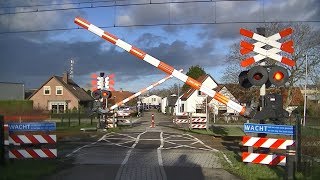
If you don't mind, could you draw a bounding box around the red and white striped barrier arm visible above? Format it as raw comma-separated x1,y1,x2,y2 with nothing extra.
242,136,294,150
242,152,286,166
74,17,250,117
9,134,56,144
110,71,181,111
9,148,57,159
240,28,294,53
240,41,295,67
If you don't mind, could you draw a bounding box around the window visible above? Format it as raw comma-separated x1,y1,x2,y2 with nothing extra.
56,86,63,95
198,90,202,96
44,86,51,95
152,98,156,102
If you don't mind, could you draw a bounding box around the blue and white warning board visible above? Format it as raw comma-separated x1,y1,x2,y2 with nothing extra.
8,122,56,132
244,123,294,136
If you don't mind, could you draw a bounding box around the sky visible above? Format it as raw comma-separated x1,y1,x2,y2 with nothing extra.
0,0,319,92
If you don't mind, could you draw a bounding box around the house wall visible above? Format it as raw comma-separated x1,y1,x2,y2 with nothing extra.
184,91,206,113
183,77,218,113
142,95,162,106
30,78,79,111
161,97,167,113
209,87,238,114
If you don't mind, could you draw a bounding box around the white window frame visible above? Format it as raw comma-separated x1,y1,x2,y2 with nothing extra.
43,86,51,95
56,86,63,95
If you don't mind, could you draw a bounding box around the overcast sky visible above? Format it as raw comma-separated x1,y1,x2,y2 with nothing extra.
0,0,319,92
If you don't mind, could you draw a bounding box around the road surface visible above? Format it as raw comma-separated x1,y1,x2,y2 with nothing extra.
49,111,239,180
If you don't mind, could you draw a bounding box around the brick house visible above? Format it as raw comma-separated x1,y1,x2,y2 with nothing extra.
28,73,93,113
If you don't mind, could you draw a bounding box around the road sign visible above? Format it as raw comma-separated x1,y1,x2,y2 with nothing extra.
243,123,294,135
240,28,295,67
8,122,56,132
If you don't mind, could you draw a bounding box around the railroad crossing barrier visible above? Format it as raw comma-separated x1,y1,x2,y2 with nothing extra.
173,112,189,129
6,122,57,159
241,136,295,166
190,113,207,129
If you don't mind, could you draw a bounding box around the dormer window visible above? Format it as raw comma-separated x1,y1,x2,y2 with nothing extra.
44,86,51,95
56,86,63,95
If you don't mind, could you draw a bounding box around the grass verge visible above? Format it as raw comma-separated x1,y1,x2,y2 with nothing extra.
183,126,245,137
217,150,320,180
0,159,60,180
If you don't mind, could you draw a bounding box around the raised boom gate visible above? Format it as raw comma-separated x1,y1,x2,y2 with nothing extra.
74,17,254,118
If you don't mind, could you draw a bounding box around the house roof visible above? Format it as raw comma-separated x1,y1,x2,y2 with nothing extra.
54,76,93,101
28,75,93,101
181,74,211,101
108,90,135,106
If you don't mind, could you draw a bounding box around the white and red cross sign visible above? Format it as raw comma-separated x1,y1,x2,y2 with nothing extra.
240,28,295,67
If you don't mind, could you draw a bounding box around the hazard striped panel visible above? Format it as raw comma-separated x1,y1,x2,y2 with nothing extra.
9,134,56,144
242,136,295,150
9,148,57,159
242,152,286,166
191,124,207,129
74,17,249,117
191,118,207,123
175,119,189,123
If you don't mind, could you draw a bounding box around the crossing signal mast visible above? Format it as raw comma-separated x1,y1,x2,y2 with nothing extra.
239,27,295,121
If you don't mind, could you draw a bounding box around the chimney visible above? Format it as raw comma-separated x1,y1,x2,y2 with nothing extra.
63,72,69,84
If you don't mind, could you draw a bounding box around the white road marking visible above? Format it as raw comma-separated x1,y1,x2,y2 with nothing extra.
157,131,167,180
115,131,147,180
185,134,219,152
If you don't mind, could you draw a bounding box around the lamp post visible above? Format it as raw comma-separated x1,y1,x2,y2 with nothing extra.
303,54,308,127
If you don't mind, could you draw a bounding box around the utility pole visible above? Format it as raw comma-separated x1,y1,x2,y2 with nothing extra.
303,54,308,126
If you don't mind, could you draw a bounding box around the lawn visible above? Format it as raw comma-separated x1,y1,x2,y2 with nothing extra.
217,150,320,180
0,160,62,180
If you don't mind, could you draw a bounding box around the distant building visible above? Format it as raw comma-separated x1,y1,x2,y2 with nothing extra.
28,73,93,113
0,82,25,100
141,95,162,108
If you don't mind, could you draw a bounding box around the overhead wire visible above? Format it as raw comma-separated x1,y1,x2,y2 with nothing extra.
0,0,319,35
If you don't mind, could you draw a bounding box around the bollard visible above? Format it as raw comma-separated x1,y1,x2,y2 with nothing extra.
0,115,5,165
285,145,296,180
150,114,155,128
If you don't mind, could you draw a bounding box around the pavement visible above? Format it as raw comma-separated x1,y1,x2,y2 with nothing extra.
48,111,240,180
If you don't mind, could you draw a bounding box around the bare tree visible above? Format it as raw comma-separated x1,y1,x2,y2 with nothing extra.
222,22,320,107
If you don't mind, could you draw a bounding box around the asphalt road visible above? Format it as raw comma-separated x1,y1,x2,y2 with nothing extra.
49,111,240,180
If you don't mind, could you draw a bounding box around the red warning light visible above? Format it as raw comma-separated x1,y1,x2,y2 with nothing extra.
273,71,284,81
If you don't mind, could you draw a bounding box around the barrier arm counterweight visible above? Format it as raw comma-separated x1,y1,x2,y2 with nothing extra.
74,17,253,118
